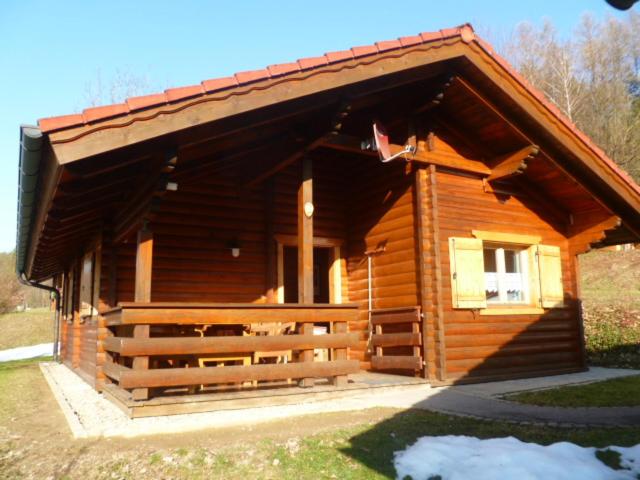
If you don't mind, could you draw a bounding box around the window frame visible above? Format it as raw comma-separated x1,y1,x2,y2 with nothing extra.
448,231,566,314
472,231,544,315
483,243,530,306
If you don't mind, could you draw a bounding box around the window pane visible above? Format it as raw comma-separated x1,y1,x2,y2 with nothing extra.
504,249,524,302
483,248,499,302
483,248,497,272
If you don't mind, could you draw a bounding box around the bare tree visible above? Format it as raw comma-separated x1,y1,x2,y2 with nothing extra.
496,14,640,181
82,68,156,107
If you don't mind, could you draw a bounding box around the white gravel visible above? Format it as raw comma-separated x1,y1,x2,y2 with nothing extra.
39,362,438,439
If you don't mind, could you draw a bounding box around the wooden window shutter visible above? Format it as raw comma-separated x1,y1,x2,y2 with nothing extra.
537,244,564,308
448,237,487,309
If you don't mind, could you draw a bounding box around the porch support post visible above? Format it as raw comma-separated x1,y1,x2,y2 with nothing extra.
132,224,153,400
298,156,315,387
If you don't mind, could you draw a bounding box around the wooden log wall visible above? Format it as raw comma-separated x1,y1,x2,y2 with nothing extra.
434,168,583,383
415,166,446,381
346,159,419,368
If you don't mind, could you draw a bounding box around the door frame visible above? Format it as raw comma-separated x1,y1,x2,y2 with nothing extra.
274,234,344,304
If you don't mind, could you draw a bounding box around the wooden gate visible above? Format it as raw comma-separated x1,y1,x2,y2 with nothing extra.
370,306,423,374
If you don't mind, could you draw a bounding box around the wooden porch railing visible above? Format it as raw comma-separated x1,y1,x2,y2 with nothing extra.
370,306,423,371
101,303,360,400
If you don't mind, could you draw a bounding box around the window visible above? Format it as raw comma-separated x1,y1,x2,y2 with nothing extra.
448,232,565,313
483,245,529,304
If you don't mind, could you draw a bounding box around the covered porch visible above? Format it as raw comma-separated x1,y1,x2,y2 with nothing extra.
101,302,361,407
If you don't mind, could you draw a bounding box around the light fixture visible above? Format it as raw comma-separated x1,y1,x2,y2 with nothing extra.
304,201,314,218
227,238,241,258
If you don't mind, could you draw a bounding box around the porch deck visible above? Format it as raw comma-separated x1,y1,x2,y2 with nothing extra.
102,371,428,418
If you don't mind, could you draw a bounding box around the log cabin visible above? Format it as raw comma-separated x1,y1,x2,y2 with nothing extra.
16,24,640,416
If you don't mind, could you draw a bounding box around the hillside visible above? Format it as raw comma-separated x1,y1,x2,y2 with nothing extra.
580,249,640,369
0,309,53,350
580,249,640,309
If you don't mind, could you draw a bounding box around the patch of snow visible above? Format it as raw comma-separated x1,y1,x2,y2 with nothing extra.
0,343,53,362
394,436,640,480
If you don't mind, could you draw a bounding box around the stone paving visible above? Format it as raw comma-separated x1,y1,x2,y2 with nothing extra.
41,362,640,438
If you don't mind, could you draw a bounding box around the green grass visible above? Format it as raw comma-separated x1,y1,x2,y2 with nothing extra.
0,308,53,350
506,375,640,407
1,359,639,479
80,411,640,480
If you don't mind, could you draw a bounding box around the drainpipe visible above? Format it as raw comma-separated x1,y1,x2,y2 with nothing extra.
364,246,386,352
17,273,62,361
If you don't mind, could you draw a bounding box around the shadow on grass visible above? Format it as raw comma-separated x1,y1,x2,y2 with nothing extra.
340,409,640,479
587,343,640,370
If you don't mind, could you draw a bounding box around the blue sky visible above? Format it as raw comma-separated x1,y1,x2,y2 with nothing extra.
0,0,630,253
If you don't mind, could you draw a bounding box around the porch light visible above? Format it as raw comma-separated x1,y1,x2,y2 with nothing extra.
228,238,241,258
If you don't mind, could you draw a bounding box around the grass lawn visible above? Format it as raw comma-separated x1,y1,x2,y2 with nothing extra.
1,359,640,479
506,375,640,408
0,308,53,350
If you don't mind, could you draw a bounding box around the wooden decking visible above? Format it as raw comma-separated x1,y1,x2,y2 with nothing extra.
103,372,428,418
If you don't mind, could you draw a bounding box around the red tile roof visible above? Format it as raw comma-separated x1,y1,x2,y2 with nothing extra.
38,25,473,133
36,23,640,197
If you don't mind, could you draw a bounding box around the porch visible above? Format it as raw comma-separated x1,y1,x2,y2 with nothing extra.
101,302,364,409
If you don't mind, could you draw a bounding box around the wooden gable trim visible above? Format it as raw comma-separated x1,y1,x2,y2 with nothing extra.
461,42,640,220
48,41,470,164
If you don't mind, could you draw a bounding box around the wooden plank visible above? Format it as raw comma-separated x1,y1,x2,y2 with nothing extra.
117,359,360,389
103,359,127,382
429,165,447,381
298,156,314,303
49,42,468,162
244,135,327,187
487,145,539,182
104,305,358,326
299,323,315,388
371,308,421,325
331,321,348,386
414,167,431,380
371,355,422,371
104,332,358,356
371,332,422,347
265,177,276,303
133,227,153,400
321,134,491,175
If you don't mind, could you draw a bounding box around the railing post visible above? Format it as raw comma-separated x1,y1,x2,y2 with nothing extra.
132,225,153,400
331,321,348,386
298,157,315,387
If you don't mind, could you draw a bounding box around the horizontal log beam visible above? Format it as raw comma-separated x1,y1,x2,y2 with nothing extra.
371,308,421,325
103,304,358,326
103,359,126,382
110,359,360,389
320,134,491,175
487,145,539,182
371,355,422,370
371,332,422,347
104,332,358,356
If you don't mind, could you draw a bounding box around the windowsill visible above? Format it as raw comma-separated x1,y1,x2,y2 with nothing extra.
479,307,545,316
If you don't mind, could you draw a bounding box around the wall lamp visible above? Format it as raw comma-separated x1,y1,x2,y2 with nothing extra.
227,238,241,258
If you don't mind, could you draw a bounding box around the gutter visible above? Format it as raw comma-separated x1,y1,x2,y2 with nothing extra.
16,125,62,361
16,125,43,277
